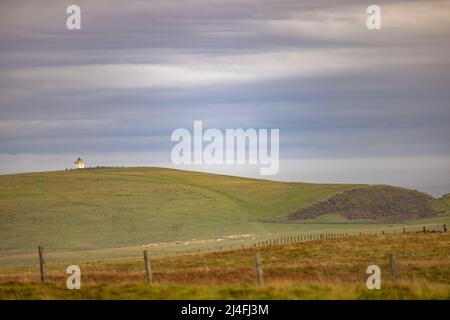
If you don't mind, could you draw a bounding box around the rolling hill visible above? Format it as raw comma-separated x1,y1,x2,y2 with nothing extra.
0,167,449,264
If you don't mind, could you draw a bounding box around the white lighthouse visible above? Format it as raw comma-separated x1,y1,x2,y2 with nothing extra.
74,157,85,169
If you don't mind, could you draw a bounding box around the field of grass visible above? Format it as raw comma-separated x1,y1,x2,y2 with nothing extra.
1,167,449,266
0,233,449,299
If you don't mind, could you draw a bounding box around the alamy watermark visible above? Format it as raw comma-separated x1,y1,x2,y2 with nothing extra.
66,265,81,289
366,5,382,30
64,4,380,31
170,121,279,175
66,5,81,30
366,265,381,289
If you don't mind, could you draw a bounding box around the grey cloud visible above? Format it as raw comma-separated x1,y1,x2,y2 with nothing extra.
0,0,449,195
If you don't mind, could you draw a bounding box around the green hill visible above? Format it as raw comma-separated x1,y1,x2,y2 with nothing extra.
0,167,354,251
0,167,448,265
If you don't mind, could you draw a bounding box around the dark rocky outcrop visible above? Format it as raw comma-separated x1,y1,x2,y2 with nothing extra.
287,186,435,223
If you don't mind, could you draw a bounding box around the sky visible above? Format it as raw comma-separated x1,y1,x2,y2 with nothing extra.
0,0,449,196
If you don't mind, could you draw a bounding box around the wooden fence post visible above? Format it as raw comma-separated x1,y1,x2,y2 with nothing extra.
423,226,426,233
389,253,398,284
403,227,405,234
444,224,447,233
255,251,263,286
143,250,152,285
38,246,46,284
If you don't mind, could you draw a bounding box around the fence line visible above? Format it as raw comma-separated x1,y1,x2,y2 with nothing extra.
34,223,447,285
254,251,263,286
143,250,152,285
38,246,46,285
164,223,446,256
389,253,398,284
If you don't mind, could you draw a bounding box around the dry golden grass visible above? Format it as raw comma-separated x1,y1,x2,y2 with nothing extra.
0,232,449,299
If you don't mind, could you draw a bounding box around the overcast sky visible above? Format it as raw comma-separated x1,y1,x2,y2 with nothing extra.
0,0,449,196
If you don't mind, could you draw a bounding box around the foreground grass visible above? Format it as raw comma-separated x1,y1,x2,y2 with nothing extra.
2,282,448,300
1,233,449,299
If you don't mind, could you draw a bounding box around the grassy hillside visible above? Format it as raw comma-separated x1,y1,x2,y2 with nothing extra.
433,193,450,216
1,233,449,299
0,167,355,251
0,167,449,265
